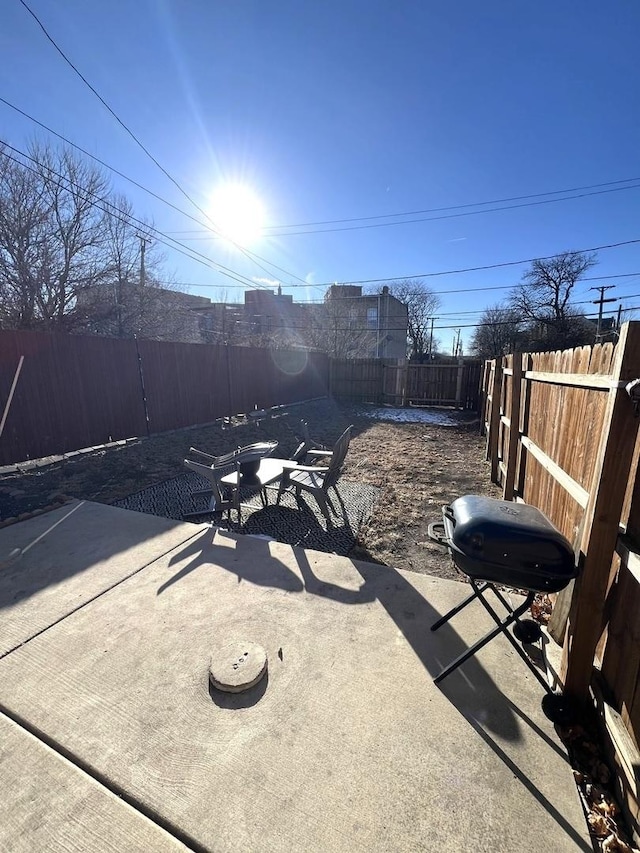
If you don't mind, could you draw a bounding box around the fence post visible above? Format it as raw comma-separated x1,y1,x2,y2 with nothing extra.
455,358,464,409
399,359,407,407
225,343,233,417
515,353,533,498
134,338,150,437
503,353,522,501
562,322,640,702
479,361,489,435
488,358,503,483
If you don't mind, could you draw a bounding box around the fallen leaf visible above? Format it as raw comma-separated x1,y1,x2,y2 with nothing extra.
588,813,611,837
602,832,635,853
593,798,619,817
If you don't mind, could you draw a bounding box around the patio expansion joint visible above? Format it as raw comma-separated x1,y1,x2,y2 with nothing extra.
0,525,205,663
0,706,204,853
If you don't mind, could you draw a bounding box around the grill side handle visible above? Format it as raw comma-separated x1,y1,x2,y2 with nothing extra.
427,521,448,547
442,503,456,540
428,504,456,548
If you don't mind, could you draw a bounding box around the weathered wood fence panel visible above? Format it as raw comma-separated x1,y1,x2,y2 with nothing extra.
0,331,330,464
330,358,482,409
405,363,457,404
329,358,384,403
484,324,640,842
486,344,619,543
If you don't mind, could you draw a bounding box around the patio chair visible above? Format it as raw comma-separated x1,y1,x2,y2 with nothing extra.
289,420,332,464
276,425,353,520
184,441,278,523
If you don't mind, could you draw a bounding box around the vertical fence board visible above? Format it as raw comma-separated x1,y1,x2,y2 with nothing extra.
137,340,231,433
489,358,503,483
503,354,522,501
329,358,384,403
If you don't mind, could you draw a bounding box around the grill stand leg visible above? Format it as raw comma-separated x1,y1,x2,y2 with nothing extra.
430,581,490,631
432,582,552,694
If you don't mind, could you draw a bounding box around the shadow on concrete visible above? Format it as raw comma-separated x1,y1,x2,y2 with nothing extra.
160,528,589,850
0,501,203,616
466,714,592,852
159,529,304,594
163,530,518,735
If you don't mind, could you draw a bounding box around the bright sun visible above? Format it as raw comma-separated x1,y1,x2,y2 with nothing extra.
209,183,265,245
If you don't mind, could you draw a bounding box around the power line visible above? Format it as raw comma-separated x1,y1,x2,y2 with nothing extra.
0,140,267,290
152,270,640,300
4,123,640,301
159,245,640,292
165,176,640,234
6,144,626,332
171,182,640,238
15,0,307,286
0,95,300,293
265,177,640,229
0,98,220,242
304,241,640,289
4,98,639,299
209,308,617,335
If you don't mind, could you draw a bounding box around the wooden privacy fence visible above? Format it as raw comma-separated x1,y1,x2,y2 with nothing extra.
0,330,329,465
330,357,482,409
482,322,640,839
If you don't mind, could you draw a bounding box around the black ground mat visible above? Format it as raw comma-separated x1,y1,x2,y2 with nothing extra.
113,471,379,556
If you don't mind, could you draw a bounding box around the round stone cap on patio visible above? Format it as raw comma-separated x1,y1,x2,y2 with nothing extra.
209,641,268,693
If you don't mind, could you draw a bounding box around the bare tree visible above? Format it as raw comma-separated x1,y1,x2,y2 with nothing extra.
0,141,205,342
77,197,183,340
470,304,527,359
510,251,597,350
385,279,440,360
302,298,378,358
0,141,111,330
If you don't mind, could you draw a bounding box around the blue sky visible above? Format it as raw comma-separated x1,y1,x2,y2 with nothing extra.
2,0,640,351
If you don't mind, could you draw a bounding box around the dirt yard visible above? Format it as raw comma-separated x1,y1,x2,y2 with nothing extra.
0,398,500,581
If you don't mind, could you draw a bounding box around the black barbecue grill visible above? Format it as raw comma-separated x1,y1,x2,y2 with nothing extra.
428,495,578,715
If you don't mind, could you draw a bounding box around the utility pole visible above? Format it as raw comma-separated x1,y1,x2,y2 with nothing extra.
590,285,617,343
137,234,152,287
429,317,435,359
452,328,461,357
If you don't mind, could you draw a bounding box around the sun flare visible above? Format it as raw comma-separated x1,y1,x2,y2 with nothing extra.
209,183,265,245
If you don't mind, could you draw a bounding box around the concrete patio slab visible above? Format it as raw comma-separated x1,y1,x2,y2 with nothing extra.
0,714,188,853
0,500,207,657
0,503,591,853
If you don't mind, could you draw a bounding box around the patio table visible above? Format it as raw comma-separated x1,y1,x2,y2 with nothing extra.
219,457,289,511
184,441,283,523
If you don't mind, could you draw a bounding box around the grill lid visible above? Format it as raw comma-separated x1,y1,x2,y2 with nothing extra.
437,495,577,591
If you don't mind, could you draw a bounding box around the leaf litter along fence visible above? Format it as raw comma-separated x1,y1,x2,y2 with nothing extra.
0,330,329,466
482,322,640,842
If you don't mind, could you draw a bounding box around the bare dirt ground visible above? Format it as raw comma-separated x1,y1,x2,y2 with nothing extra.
0,398,500,581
